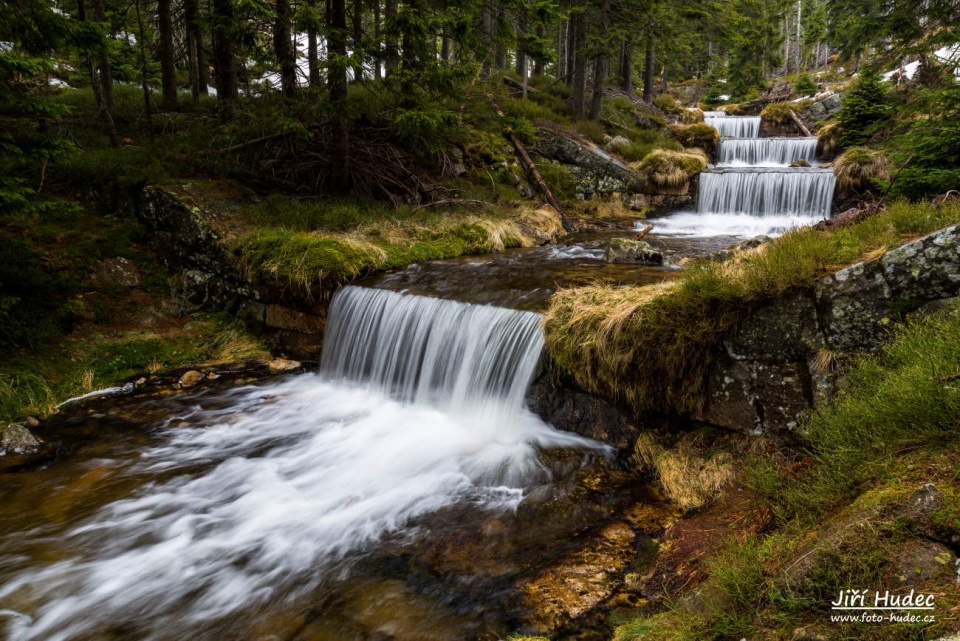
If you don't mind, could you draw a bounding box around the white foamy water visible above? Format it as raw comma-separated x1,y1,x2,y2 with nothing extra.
717,138,818,167
1,288,603,641
648,212,823,238
704,115,761,138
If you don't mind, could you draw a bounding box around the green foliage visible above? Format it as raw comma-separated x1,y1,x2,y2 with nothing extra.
0,238,80,350
572,119,608,144
891,81,960,200
653,94,682,114
793,73,818,96
837,69,890,148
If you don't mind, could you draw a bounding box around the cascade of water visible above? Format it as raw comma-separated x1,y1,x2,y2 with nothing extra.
321,286,544,420
704,115,761,138
716,137,818,166
702,110,726,117
0,288,603,641
697,167,836,217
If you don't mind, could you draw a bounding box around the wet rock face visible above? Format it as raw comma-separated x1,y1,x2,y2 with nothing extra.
690,223,960,434
525,364,636,449
603,238,664,265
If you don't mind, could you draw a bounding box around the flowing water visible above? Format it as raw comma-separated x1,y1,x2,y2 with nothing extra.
359,231,733,310
716,137,818,167
703,114,761,138
0,288,621,641
653,112,834,238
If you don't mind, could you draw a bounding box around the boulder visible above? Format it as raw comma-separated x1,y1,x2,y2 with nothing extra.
789,159,812,167
605,135,631,153
179,370,204,388
821,93,842,114
0,423,41,455
93,257,141,289
603,238,664,265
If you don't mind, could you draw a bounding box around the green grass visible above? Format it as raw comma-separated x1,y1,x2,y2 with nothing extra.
615,303,960,641
235,206,561,298
0,315,267,421
543,200,960,415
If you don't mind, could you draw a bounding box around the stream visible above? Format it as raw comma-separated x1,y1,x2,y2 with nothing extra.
0,115,835,641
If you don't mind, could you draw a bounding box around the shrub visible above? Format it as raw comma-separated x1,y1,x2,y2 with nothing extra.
891,82,960,199
668,123,720,149
837,68,890,148
653,93,682,114
793,73,818,96
833,147,891,191
632,149,708,188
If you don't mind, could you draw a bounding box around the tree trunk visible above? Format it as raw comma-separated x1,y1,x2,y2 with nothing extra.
564,17,576,85
329,0,350,192
481,1,493,76
372,0,382,78
533,24,544,75
384,0,398,76
157,0,177,108
78,0,120,146
619,40,632,91
353,0,364,81
212,0,238,114
184,0,208,98
642,35,654,102
134,0,154,123
274,0,297,94
91,0,115,112
441,25,450,62
569,10,587,117
515,7,526,78
589,0,610,121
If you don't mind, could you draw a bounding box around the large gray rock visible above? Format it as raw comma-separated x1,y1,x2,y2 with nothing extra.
93,257,141,289
880,222,960,300
535,129,638,197
725,294,823,361
821,93,842,114
815,260,894,351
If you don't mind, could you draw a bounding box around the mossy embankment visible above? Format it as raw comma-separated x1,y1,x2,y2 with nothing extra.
614,301,960,640
0,204,268,423
543,199,960,416
232,195,564,299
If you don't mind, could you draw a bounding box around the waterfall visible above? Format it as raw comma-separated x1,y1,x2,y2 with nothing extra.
1,287,603,641
717,138,818,166
698,168,836,217
704,115,761,138
702,110,726,117
321,286,543,419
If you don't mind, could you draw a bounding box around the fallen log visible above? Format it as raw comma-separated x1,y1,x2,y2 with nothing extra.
488,95,573,231
789,109,813,137
636,223,654,239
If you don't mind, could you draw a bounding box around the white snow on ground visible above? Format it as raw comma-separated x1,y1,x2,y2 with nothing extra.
883,45,960,81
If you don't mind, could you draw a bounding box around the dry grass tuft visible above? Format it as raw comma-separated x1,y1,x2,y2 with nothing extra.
817,120,842,156
679,107,705,124
632,149,709,188
633,433,735,510
834,147,892,190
